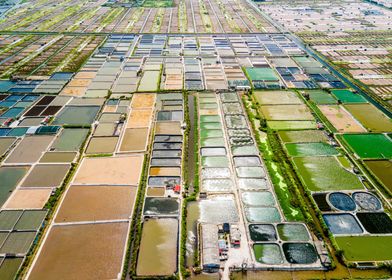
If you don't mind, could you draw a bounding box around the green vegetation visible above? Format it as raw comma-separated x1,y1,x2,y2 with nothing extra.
151,8,164,33
245,67,279,81
336,236,392,262
330,89,367,103
292,156,364,192
285,142,339,157
180,91,190,278
339,133,392,159
142,0,173,7
278,130,328,143
178,0,187,33
243,94,305,222
199,0,213,32
305,89,337,105
180,94,200,277
123,154,150,279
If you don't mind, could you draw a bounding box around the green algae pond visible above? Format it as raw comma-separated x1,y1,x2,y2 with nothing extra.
201,156,229,167
39,152,77,163
244,207,281,223
267,120,317,130
345,103,392,132
13,210,47,231
0,137,16,157
335,235,392,262
136,218,178,276
306,89,337,104
200,137,225,147
246,67,279,82
0,257,24,280
241,191,275,207
231,145,259,156
340,133,392,159
236,166,265,178
0,210,23,230
292,156,364,191
285,142,339,157
282,243,318,264
278,130,328,143
52,106,100,126
0,231,36,255
200,122,222,130
249,224,277,242
200,115,220,123
364,160,392,193
330,89,367,103
200,129,223,138
51,128,89,151
186,201,199,267
0,166,29,206
253,243,284,264
277,223,310,241
143,197,179,216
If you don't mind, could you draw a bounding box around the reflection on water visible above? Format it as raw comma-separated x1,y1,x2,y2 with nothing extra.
201,168,230,179
199,195,239,224
249,224,277,242
241,191,275,207
143,197,179,216
238,178,268,191
201,179,233,192
244,207,281,223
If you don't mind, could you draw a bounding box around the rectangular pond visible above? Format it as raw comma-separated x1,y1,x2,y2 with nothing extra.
136,218,178,276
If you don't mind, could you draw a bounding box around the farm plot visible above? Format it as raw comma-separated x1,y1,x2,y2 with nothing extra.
20,164,70,188
73,155,144,185
55,185,137,222
3,189,52,209
260,105,314,121
318,105,366,133
344,103,392,132
85,137,118,154
119,128,149,152
4,136,54,164
39,152,77,163
254,90,303,105
28,222,129,280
